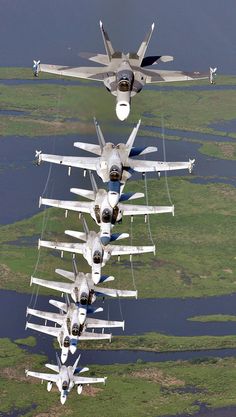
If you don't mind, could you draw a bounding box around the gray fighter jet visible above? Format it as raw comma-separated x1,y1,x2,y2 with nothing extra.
30,260,137,318
38,215,155,284
26,354,106,404
26,298,112,363
35,119,195,208
40,171,174,246
39,21,208,120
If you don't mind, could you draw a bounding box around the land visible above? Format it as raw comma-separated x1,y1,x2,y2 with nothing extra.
0,177,235,299
188,315,236,323
2,338,236,417
0,68,235,161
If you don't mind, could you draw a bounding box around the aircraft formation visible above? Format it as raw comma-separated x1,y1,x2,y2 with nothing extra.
26,21,215,404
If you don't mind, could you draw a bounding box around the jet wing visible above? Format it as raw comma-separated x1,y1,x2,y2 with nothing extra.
143,68,208,83
119,203,174,216
80,331,111,341
109,245,155,256
31,276,72,294
27,307,64,325
26,322,60,337
79,52,109,65
94,286,137,298
73,376,106,385
38,153,97,170
40,64,108,81
73,142,102,156
86,318,124,329
26,370,58,383
129,159,195,173
39,240,85,255
40,197,92,214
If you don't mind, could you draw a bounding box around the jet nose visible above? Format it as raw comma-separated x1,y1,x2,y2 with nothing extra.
92,271,101,284
108,191,119,208
78,308,86,325
116,101,130,121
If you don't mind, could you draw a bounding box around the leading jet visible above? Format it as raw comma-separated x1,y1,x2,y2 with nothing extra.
39,21,208,120
35,119,195,208
26,354,106,404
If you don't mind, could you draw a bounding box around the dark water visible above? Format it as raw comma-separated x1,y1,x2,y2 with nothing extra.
0,134,235,225
210,119,236,133
0,0,235,75
165,405,236,417
4,290,236,342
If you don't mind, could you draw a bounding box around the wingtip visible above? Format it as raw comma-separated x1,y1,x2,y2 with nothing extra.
151,22,155,31
99,20,103,29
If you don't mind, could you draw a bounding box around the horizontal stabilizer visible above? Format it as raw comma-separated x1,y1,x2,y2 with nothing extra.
70,187,95,200
141,55,174,67
79,52,109,65
119,192,144,202
55,268,76,281
100,274,115,283
129,146,157,157
49,299,68,312
110,233,129,242
74,141,102,156
87,305,104,314
65,230,87,241
45,364,59,373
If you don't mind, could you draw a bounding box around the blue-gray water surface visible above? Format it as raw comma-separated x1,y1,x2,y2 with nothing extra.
0,134,236,225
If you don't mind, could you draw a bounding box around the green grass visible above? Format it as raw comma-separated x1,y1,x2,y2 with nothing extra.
78,332,236,352
0,68,236,149
15,336,37,347
0,177,236,298
2,338,236,416
188,315,236,323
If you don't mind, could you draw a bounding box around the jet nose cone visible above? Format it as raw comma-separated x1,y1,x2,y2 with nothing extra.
116,101,130,121
100,235,111,246
108,191,119,208
78,309,86,325
92,271,101,284
60,395,67,405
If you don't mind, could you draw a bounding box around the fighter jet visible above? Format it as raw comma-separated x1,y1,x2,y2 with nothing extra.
38,217,155,284
39,21,208,120
26,354,106,404
26,299,112,363
30,259,137,307
40,172,174,246
35,118,195,207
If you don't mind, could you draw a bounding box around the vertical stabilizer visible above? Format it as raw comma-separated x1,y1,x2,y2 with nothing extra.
72,354,81,373
81,215,90,237
93,117,106,150
56,352,62,370
126,120,141,150
89,171,98,194
99,21,115,61
72,258,78,278
137,23,155,64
